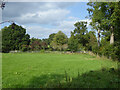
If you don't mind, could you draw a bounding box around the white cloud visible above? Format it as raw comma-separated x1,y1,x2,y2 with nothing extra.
57,18,91,31
26,18,91,39
67,16,80,20
26,25,57,39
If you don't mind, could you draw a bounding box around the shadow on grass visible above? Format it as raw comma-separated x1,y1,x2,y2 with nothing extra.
27,74,65,88
26,68,120,88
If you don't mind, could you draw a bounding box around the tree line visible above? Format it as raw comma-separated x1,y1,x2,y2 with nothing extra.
1,2,120,61
1,22,97,52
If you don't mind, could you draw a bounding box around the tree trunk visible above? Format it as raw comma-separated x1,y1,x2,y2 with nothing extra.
110,26,114,44
97,28,100,47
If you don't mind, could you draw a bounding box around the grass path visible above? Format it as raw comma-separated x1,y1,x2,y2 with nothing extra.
2,53,119,88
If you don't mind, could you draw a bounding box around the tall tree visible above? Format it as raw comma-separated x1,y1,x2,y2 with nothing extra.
68,33,79,52
50,31,68,51
87,2,107,46
87,2,120,45
87,31,98,51
2,23,30,52
87,2,120,60
72,21,89,47
48,33,56,45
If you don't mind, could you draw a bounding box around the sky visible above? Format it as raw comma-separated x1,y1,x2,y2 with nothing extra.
2,2,92,39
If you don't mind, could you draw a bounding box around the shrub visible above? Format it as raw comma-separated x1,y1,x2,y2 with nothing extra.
92,44,99,54
40,49,45,53
100,43,119,60
21,45,29,52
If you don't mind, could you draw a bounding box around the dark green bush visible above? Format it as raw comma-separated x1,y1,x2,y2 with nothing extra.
92,44,99,54
21,45,29,52
100,43,119,60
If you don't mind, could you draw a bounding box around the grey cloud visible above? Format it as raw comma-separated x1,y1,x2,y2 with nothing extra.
11,9,70,25
2,2,76,25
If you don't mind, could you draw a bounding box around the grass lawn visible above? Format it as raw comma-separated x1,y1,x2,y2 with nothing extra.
2,53,120,88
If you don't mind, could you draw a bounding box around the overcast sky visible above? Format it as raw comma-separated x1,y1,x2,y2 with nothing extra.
2,2,91,39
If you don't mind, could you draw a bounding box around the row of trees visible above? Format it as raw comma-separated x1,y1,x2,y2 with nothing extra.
1,22,97,53
1,23,49,52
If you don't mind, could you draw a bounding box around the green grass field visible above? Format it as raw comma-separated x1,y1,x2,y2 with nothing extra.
2,53,119,88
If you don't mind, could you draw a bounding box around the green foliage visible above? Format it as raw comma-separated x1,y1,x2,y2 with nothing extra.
30,37,42,45
48,33,56,45
69,25,97,52
68,35,79,52
42,39,49,46
78,44,85,51
68,21,90,52
50,42,58,50
21,45,29,52
72,22,89,47
53,31,68,45
114,42,120,61
87,2,120,61
100,43,120,60
50,31,68,51
91,44,99,54
94,37,120,60
2,23,30,53
86,31,98,51
101,44,113,58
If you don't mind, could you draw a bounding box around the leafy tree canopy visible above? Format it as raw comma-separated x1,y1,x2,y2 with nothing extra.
2,23,30,52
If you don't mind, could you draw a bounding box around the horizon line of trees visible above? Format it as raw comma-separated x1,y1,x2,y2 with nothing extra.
1,22,96,52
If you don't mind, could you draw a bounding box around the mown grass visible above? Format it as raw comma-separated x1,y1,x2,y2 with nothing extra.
2,53,120,88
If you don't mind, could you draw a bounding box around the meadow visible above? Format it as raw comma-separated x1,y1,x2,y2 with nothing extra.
2,53,119,88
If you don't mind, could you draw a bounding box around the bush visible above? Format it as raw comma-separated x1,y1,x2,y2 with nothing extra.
102,44,113,58
40,49,45,53
113,42,120,61
21,45,29,52
100,43,119,60
92,44,99,54
78,44,85,51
